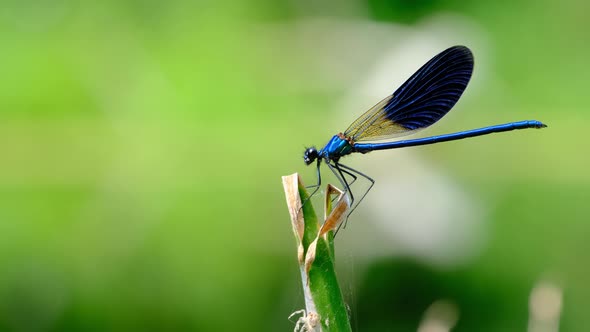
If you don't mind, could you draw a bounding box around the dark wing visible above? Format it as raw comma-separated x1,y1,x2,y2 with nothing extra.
344,45,474,142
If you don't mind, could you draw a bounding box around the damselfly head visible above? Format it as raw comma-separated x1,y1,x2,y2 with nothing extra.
303,147,318,165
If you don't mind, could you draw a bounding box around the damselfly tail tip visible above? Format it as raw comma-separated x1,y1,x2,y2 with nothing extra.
531,120,547,129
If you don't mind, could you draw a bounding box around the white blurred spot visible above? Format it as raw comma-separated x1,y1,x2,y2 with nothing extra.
418,299,460,332
528,280,563,332
358,150,487,266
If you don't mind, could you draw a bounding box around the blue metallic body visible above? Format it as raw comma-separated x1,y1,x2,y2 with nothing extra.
319,120,544,160
319,135,354,162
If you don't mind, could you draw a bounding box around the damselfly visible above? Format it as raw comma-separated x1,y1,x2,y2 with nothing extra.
304,46,546,214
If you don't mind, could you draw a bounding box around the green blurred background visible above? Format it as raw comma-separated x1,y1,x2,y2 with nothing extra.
0,0,587,331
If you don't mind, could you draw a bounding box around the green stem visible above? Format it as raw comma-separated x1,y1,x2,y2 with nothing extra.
282,173,352,332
